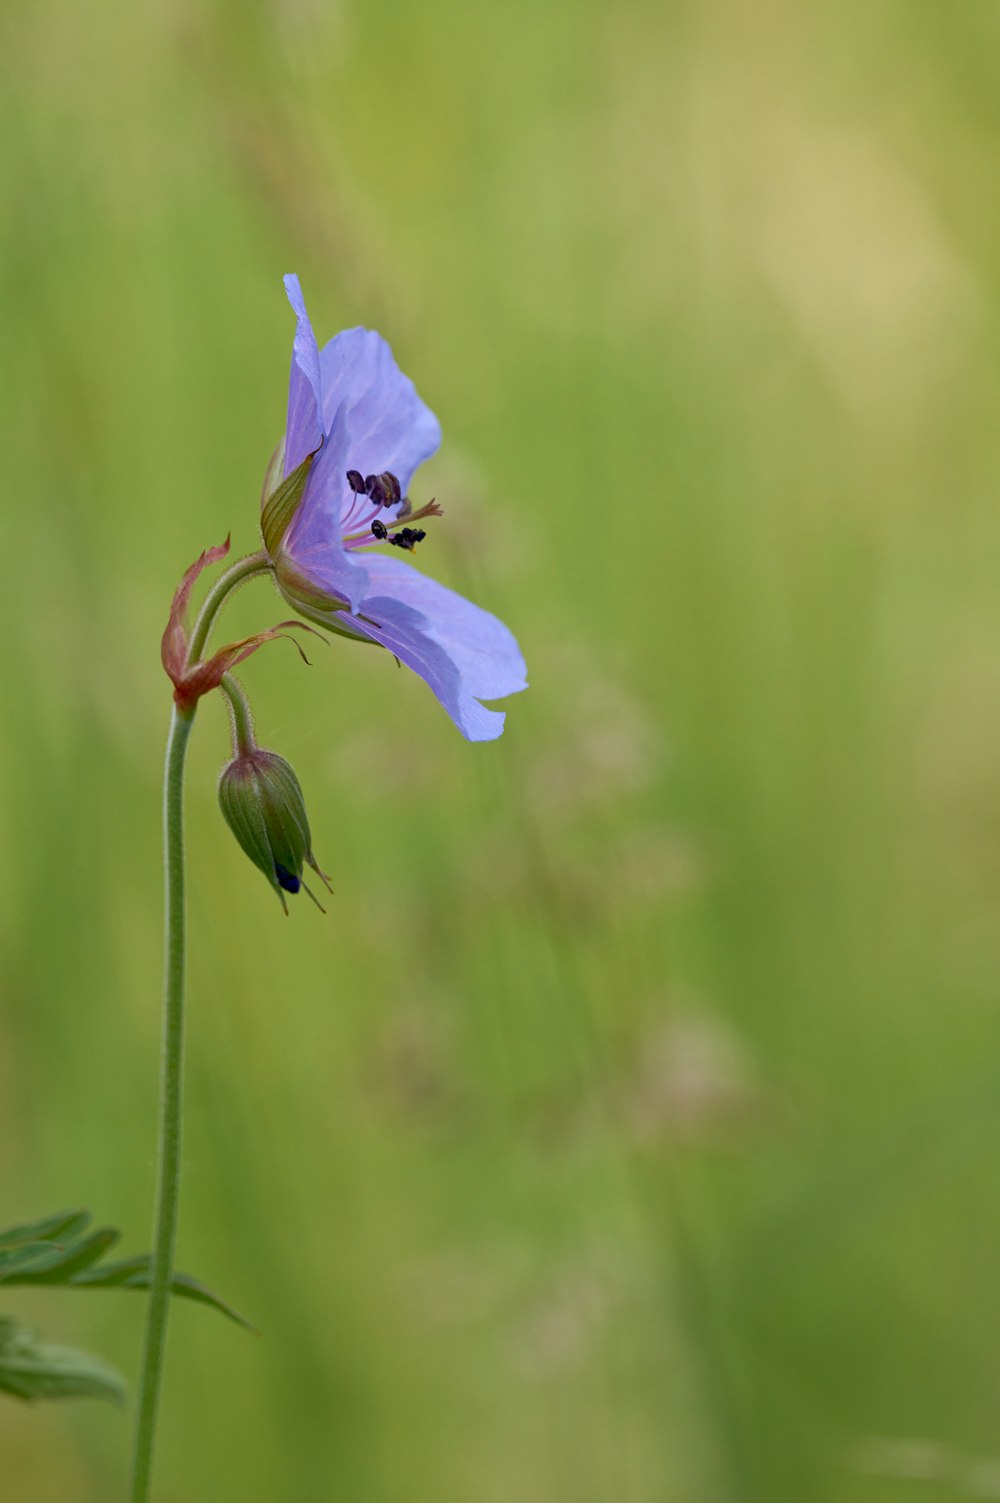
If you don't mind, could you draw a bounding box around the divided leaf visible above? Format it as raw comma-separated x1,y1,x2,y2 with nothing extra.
4,1229,121,1284
72,1258,256,1332
0,1210,92,1251
0,1243,62,1280
0,1317,126,1406
0,1210,253,1328
0,1212,254,1405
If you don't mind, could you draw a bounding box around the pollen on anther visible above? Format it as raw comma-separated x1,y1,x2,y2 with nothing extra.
371,519,388,541
364,471,402,508
389,527,427,551
346,469,366,494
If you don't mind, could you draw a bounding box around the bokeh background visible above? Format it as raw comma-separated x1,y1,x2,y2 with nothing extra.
3,1,1000,1498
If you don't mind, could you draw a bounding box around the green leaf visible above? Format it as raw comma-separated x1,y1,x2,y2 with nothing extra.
0,1209,254,1331
0,1317,125,1405
0,1242,63,1281
71,1258,257,1333
0,1210,91,1251
3,1229,121,1284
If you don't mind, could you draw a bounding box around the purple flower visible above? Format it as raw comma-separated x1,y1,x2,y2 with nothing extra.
262,275,527,742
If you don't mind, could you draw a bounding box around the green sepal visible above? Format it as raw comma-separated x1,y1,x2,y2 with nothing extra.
0,1316,126,1405
218,764,273,886
259,758,311,876
259,437,285,508
261,449,315,557
278,591,383,648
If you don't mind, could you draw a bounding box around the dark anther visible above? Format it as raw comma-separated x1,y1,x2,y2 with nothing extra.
371,518,388,541
364,470,402,507
346,469,366,493
389,527,427,551
275,863,302,894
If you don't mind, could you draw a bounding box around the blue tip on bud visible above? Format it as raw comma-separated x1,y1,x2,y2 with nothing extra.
218,749,331,913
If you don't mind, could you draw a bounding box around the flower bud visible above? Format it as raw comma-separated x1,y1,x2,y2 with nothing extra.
218,749,331,912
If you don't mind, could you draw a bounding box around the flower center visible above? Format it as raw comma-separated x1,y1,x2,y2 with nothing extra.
342,469,444,553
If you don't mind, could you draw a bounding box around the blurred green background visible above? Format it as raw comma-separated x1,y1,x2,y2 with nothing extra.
3,0,1000,1498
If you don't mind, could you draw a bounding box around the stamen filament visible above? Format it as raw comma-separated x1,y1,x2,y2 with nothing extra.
342,498,443,546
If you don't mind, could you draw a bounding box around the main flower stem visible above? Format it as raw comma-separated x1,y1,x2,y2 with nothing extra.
129,703,195,1503
130,551,272,1503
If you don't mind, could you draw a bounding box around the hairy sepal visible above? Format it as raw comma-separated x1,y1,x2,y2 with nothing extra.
161,537,231,688
172,620,324,711
261,449,315,557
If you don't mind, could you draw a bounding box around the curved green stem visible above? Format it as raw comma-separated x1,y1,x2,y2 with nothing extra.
130,551,271,1503
129,704,195,1503
220,673,256,756
186,550,271,667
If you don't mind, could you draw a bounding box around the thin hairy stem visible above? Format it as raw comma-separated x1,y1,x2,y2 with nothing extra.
129,704,194,1503
186,550,271,667
130,553,271,1503
220,673,256,756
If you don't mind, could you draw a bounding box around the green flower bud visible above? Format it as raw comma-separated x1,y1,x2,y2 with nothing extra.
218,749,331,912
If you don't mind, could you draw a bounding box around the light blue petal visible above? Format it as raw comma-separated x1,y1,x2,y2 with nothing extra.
282,403,369,610
319,327,441,498
282,274,324,475
283,316,441,614
336,554,527,741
